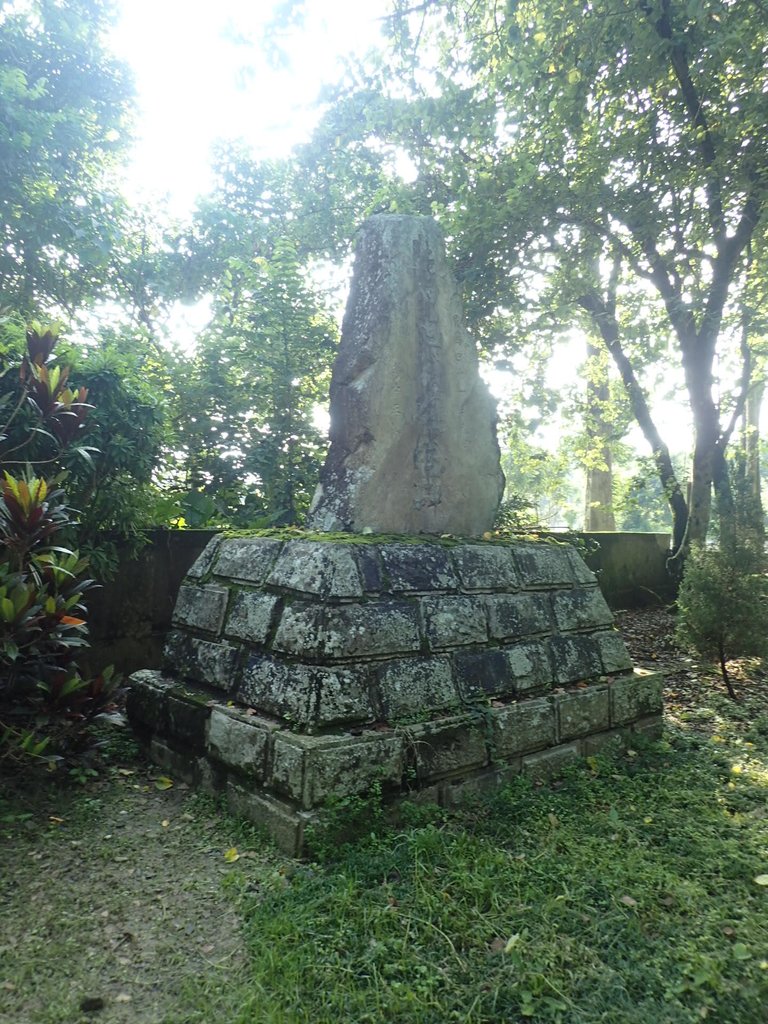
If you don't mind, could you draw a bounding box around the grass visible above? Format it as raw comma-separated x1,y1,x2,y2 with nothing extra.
2,680,768,1023
223,722,768,1024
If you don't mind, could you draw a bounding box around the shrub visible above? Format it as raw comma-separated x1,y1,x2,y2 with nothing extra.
675,539,768,699
0,324,117,767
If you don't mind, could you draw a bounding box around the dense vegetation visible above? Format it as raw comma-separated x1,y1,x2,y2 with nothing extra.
1,3,767,729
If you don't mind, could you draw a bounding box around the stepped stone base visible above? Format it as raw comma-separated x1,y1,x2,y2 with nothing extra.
127,534,663,855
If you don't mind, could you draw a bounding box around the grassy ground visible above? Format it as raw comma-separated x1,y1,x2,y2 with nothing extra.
2,628,768,1023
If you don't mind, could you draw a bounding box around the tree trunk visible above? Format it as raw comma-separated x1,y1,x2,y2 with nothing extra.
744,377,764,535
583,339,616,531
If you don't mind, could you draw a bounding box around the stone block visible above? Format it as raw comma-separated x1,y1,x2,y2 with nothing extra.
440,763,522,807
269,731,404,809
224,591,279,643
186,536,223,579
504,641,554,695
166,687,213,752
164,631,240,692
555,686,610,741
453,648,515,700
355,546,383,592
227,782,313,857
486,593,552,640
421,595,488,650
451,544,520,592
376,657,460,720
380,544,459,593
125,670,175,733
582,728,629,757
611,672,663,726
237,655,374,730
522,742,580,781
273,600,421,660
402,714,488,783
149,738,199,785
595,630,633,673
214,537,283,583
490,697,556,759
206,707,276,779
548,634,603,685
551,588,614,632
514,544,575,587
267,541,363,598
172,584,229,635
564,547,598,585
631,713,664,740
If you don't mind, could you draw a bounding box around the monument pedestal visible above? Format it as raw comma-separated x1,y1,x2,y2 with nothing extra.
127,533,662,855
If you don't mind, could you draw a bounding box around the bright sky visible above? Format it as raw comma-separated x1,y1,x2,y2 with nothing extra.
109,0,390,218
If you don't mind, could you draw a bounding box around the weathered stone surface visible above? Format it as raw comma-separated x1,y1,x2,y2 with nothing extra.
503,642,554,695
186,536,223,579
404,714,489,782
164,631,240,691
380,544,458,593
206,707,275,778
238,655,374,729
270,731,403,808
224,592,279,643
125,670,175,732
556,686,610,741
548,635,604,685
273,600,421,660
522,742,580,780
376,657,459,720
594,630,633,673
611,671,663,726
149,737,199,785
227,782,312,857
514,544,575,587
452,544,520,592
453,648,514,700
421,595,487,650
172,584,229,635
166,687,212,752
551,589,614,632
490,697,556,759
307,215,504,536
564,547,598,586
582,727,629,757
213,537,283,583
486,593,552,640
267,542,363,598
355,546,383,592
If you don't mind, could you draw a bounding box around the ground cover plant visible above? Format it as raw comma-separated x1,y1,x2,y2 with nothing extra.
1,610,767,1024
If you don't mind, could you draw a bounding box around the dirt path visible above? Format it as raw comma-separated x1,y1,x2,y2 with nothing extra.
0,756,277,1024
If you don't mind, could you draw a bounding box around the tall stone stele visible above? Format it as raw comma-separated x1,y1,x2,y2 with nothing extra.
308,214,505,536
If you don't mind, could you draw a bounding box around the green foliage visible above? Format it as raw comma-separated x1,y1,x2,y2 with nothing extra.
0,325,117,767
0,0,134,314
174,237,337,526
676,540,768,698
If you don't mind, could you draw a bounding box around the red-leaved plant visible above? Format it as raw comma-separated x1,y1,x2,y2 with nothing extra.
0,324,117,766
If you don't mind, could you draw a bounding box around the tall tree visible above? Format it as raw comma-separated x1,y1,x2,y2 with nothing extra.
0,0,133,315
298,0,768,561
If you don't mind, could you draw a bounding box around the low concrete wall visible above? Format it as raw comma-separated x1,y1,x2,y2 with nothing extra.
82,530,216,678
554,532,674,610
82,529,672,677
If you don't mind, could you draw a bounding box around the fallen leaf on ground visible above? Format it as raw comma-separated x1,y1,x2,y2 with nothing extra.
154,776,174,791
620,895,638,907
223,847,240,863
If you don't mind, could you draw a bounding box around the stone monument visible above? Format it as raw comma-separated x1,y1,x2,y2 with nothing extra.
308,215,504,536
127,215,662,855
